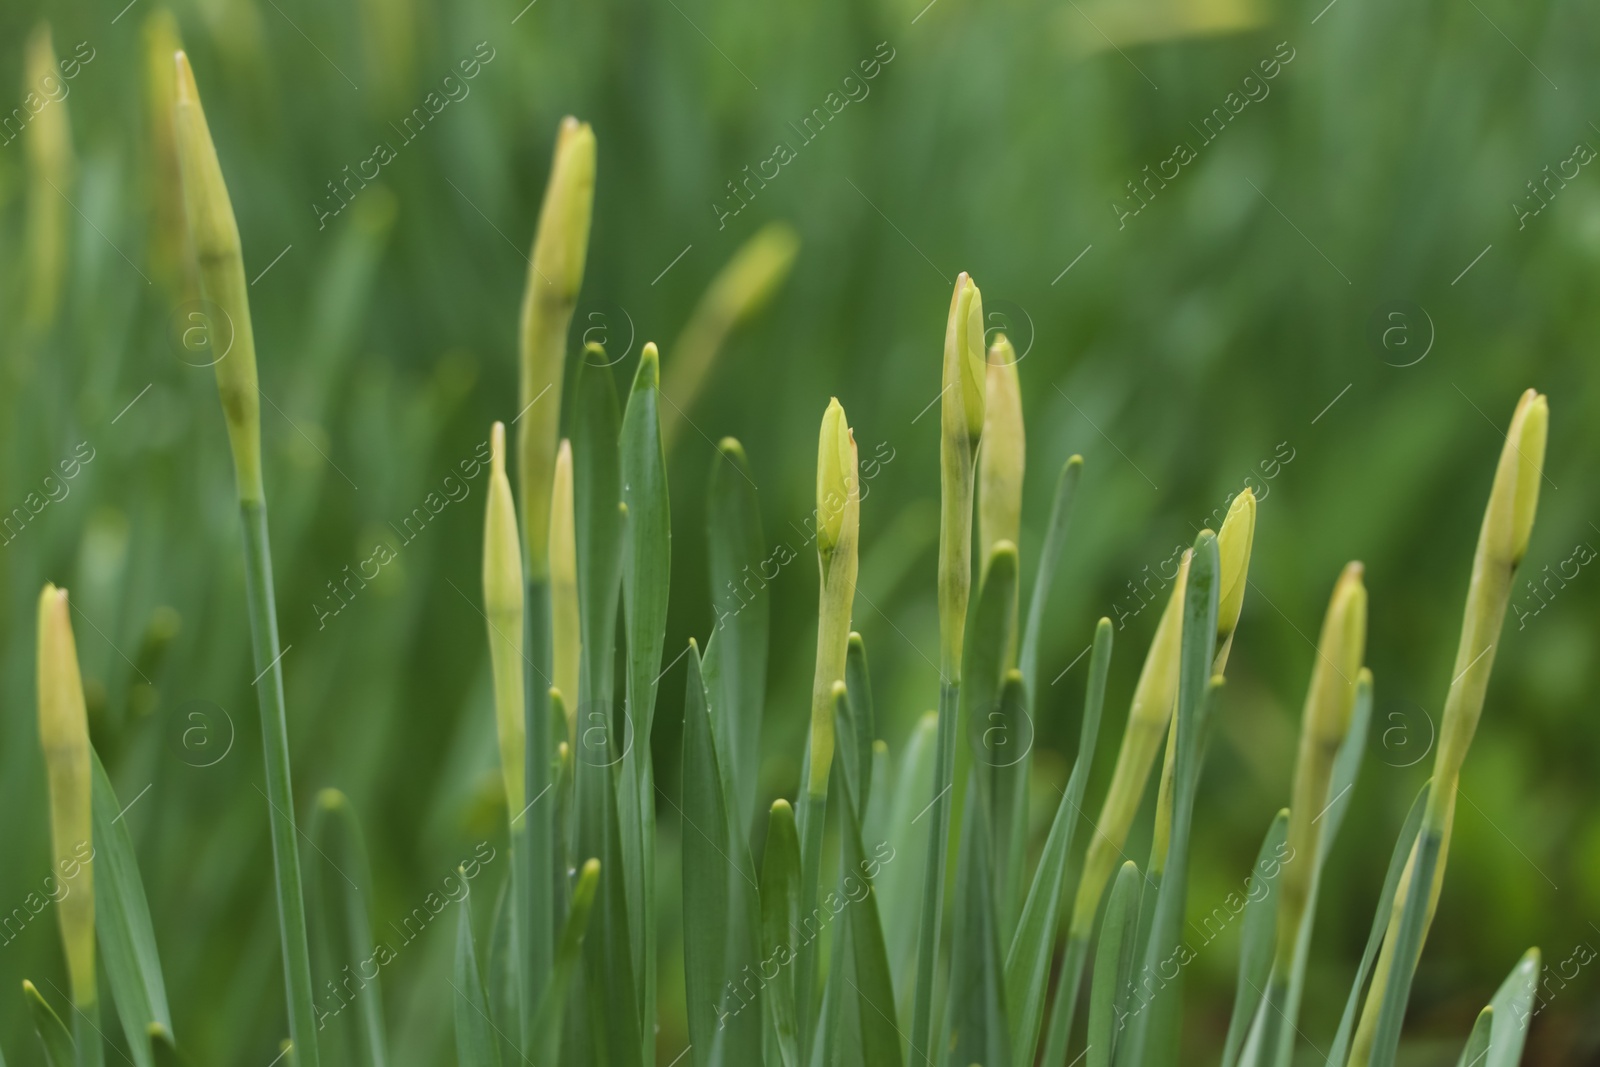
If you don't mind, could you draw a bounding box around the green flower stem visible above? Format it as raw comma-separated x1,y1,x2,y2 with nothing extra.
240,499,319,1067
520,574,554,1043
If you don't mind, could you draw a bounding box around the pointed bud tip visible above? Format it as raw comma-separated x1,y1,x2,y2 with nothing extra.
771,797,793,816
490,422,507,477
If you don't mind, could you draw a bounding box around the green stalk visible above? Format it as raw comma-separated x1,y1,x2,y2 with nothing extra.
515,117,595,1043
1350,390,1547,1067
795,399,860,1060
910,272,986,1067
173,53,317,1067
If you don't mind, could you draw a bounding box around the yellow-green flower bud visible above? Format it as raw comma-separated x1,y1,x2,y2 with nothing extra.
942,273,987,445
518,118,596,574
938,273,986,674
36,585,95,1007
816,397,856,562
549,438,580,746
144,11,186,298
1276,566,1367,968
1070,550,1190,936
24,25,73,335
661,221,799,448
173,51,264,503
482,422,526,815
808,401,859,797
1214,487,1256,651
979,334,1025,565
1432,388,1548,799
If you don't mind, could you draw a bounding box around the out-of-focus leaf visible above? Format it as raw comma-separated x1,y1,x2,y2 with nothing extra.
1458,1007,1493,1067
23,981,73,1067
1485,948,1541,1067
880,713,938,1024
452,878,500,1067
305,790,388,1067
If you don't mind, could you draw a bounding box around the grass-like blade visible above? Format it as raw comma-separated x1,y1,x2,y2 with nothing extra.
844,633,876,814
1220,809,1290,1067
1485,949,1540,1067
453,880,501,1067
945,787,1011,1067
701,437,768,835
1018,456,1083,707
680,640,762,1066
1366,825,1444,1067
620,343,670,1056
1323,781,1432,1067
835,708,906,1067
570,347,642,1065
759,800,802,1067
1119,530,1219,1067
305,790,388,1067
1458,1007,1493,1067
529,859,600,1067
23,981,73,1067
1087,861,1140,1067
89,750,172,1067
1006,617,1111,1067
879,712,938,1025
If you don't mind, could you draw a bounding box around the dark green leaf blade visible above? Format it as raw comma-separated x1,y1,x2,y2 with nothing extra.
759,801,802,1067
23,981,73,1067
1485,948,1540,1067
1087,861,1140,1067
529,859,600,1067
1459,1007,1493,1067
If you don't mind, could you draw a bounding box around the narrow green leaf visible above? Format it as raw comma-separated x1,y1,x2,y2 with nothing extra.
1324,782,1432,1067
90,750,171,1067
1018,456,1083,707
1087,861,1140,1067
570,347,642,1066
1221,810,1290,1067
946,789,1011,1067
1485,948,1540,1067
1120,531,1219,1067
1014,619,1113,1067
836,724,905,1067
880,713,938,1024
453,877,500,1067
24,981,73,1067
963,546,1021,792
1458,1007,1493,1067
989,670,1030,944
529,859,600,1067
1367,825,1444,1067
844,633,876,813
702,437,769,834
681,641,762,1066
621,343,670,1060
760,801,802,1067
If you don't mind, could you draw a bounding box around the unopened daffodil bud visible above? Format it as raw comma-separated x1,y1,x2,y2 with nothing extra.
36,585,95,1008
808,400,859,797
482,422,526,814
979,334,1025,564
518,117,597,574
174,51,264,503
942,273,986,445
1214,487,1257,651
816,397,857,563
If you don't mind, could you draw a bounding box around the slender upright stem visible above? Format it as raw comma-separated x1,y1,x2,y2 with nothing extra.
1039,934,1090,1067
240,499,319,1067
520,575,554,1047
910,678,960,1065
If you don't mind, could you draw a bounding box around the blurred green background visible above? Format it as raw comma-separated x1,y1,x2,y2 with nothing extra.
0,0,1595,1061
